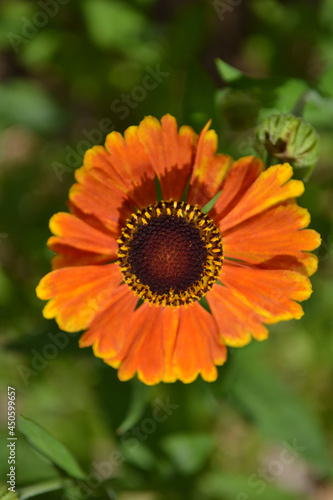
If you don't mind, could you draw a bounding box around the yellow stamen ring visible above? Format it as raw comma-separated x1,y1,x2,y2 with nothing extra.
117,200,223,307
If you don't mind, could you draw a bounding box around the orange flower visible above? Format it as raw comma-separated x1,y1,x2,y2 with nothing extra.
36,115,321,384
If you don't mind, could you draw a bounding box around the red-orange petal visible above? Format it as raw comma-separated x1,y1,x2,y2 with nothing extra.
210,155,264,222
217,163,304,234
36,264,122,332
160,307,181,383
79,284,138,358
172,302,227,383
114,304,166,385
220,261,312,324
113,306,181,384
101,302,226,384
137,114,197,201
187,121,233,208
47,212,118,259
69,167,133,236
207,284,268,347
104,126,157,208
81,128,156,210
51,251,112,270
223,203,321,276
67,201,116,236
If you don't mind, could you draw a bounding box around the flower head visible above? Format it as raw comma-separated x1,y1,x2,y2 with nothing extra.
36,114,321,384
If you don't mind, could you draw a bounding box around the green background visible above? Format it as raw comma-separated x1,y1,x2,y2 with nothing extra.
0,0,332,499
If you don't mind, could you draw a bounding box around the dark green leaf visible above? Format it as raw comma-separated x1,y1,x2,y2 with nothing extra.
160,433,214,474
18,416,86,480
227,345,331,475
116,380,150,434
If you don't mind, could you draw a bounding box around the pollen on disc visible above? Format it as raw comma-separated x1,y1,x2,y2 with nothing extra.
128,214,207,295
117,200,223,307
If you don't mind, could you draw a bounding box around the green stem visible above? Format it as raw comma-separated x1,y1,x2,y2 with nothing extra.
291,89,314,117
18,479,73,499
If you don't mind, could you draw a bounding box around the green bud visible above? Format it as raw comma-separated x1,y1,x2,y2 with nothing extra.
255,114,320,179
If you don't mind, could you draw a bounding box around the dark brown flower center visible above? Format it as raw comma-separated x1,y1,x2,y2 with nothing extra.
117,200,223,307
128,214,207,296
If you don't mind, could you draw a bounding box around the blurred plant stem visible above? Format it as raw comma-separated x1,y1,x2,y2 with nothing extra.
19,479,115,500
18,479,73,499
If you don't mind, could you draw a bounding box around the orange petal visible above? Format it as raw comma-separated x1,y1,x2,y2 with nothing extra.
210,155,264,222
104,126,157,208
223,203,321,276
67,201,115,236
103,302,226,384
105,306,180,384
47,212,118,259
138,114,197,201
160,307,181,383
172,302,227,383
82,136,156,210
220,261,312,323
69,168,133,236
79,284,138,357
111,304,166,385
246,254,319,279
187,121,233,208
207,284,268,347
51,251,112,270
36,264,122,332
218,163,304,233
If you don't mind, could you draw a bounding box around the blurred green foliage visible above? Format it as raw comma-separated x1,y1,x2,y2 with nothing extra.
0,0,333,499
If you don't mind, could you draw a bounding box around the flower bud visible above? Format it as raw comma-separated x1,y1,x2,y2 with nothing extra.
255,114,319,179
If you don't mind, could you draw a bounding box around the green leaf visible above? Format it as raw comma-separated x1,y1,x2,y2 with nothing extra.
318,64,333,97
21,32,62,68
120,442,156,471
215,61,309,133
116,380,150,435
170,3,208,67
215,87,261,131
198,472,308,500
303,90,333,130
0,2,34,49
18,416,86,480
202,189,222,214
182,61,217,128
226,344,331,475
0,80,64,133
215,58,243,83
160,433,214,474
258,79,309,121
82,0,146,50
